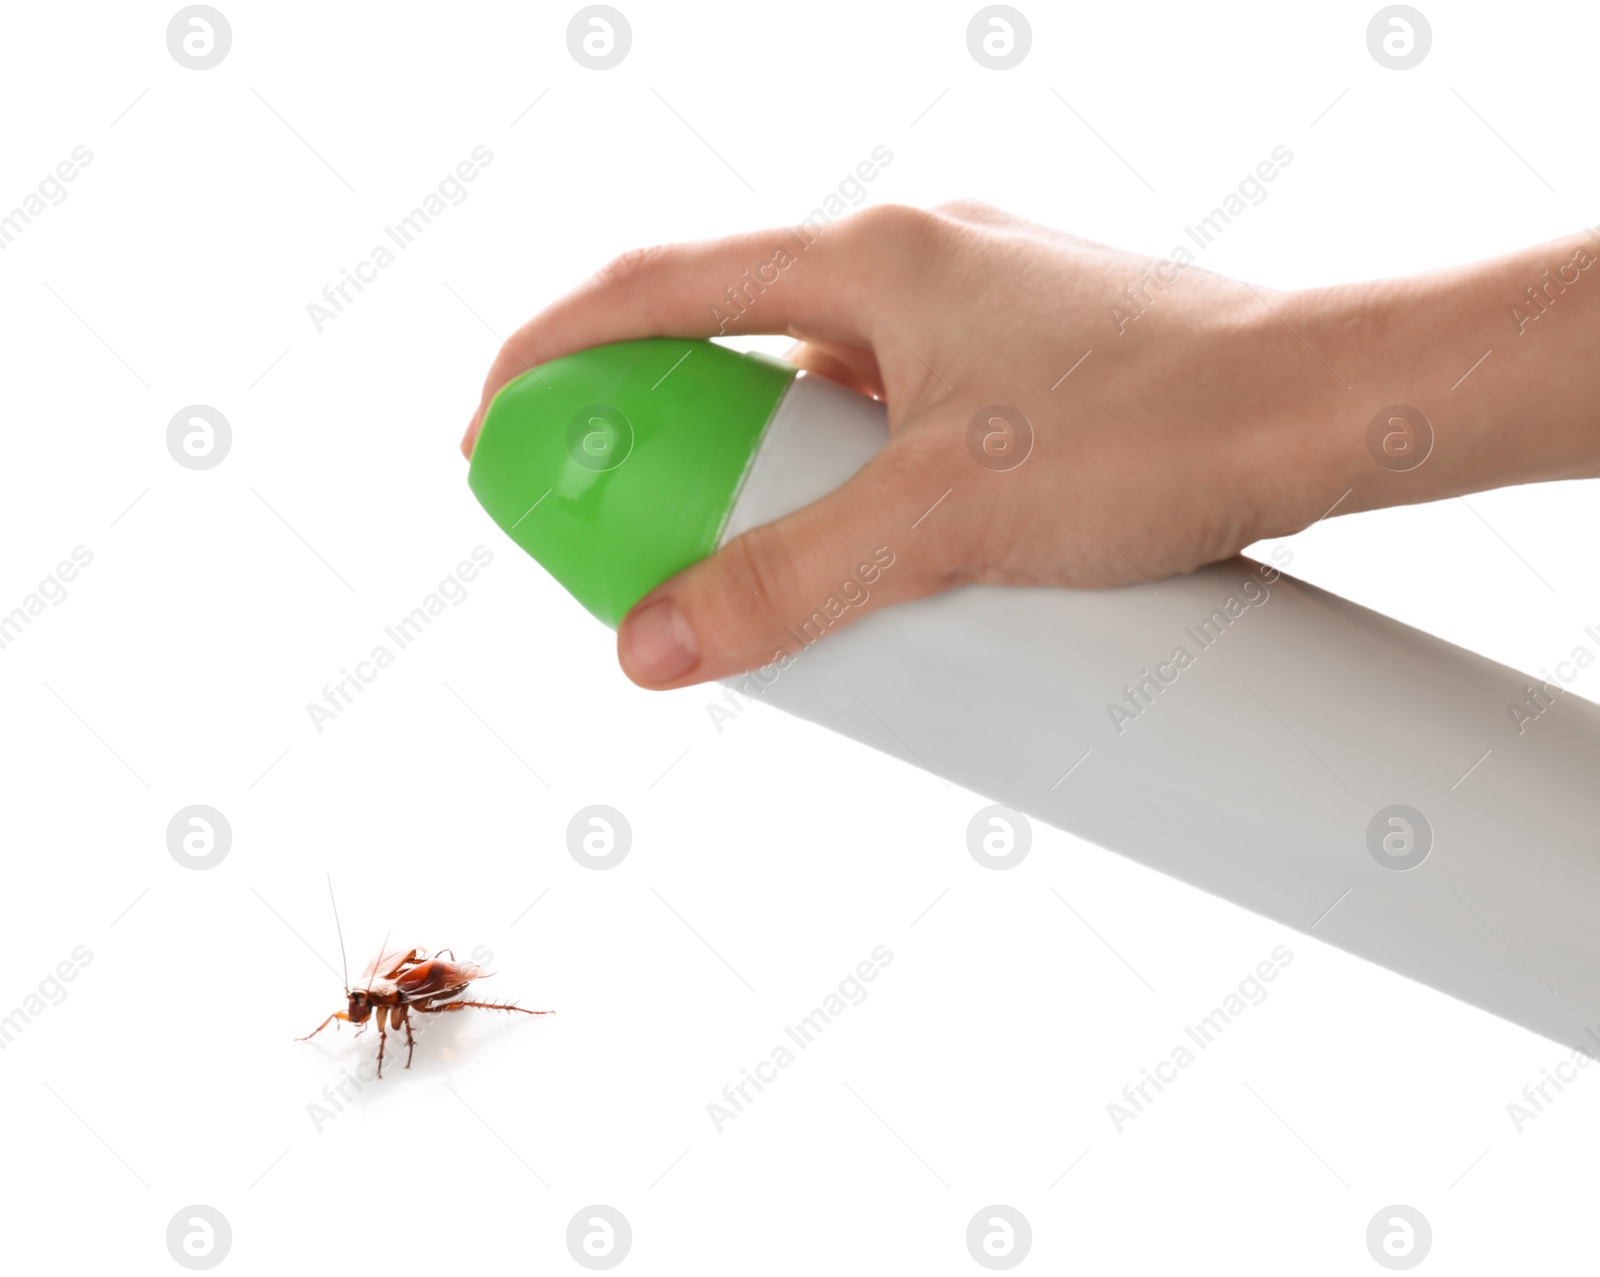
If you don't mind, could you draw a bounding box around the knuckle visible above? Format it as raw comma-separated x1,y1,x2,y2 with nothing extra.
594,243,672,287
834,202,942,256
931,198,1002,223
721,520,802,624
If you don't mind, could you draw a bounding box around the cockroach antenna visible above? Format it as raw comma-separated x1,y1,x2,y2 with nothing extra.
327,871,349,994
367,930,391,997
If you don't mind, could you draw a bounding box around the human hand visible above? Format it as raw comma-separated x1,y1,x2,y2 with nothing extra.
462,204,1600,689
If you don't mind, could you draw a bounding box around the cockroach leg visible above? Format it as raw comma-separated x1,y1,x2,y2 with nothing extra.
296,1011,350,1041
375,1015,388,1079
402,1008,416,1069
430,1000,553,1016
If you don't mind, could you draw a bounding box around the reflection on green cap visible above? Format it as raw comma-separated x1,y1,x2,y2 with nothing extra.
468,338,795,628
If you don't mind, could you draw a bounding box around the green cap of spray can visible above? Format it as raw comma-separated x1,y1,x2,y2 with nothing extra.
467,338,795,627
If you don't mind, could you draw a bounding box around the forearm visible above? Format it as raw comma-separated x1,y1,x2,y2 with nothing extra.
1275,230,1600,532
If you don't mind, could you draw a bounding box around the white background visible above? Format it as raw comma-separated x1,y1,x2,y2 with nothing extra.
2,1,1598,1272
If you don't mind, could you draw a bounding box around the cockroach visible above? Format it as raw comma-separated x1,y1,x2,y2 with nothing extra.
298,877,550,1078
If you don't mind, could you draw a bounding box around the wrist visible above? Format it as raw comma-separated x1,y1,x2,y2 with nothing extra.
1264,236,1600,536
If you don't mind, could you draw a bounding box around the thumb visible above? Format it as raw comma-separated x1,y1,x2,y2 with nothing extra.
616,439,958,689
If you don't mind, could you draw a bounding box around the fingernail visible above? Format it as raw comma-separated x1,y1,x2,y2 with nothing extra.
619,597,700,684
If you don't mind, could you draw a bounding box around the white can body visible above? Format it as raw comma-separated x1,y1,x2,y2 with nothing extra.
718,371,1600,1051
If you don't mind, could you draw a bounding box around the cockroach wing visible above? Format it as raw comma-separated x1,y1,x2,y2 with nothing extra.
395,958,483,1003
361,946,425,981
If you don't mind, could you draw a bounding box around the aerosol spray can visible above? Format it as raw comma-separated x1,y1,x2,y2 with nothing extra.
469,337,1600,1051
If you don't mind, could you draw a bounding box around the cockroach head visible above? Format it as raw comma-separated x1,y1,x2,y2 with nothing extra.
345,988,375,1024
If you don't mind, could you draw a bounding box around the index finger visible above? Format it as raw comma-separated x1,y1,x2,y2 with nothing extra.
461,221,876,457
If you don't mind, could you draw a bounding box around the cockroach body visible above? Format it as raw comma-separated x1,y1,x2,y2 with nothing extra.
299,944,551,1078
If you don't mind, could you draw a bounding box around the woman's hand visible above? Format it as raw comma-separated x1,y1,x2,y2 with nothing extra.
463,203,1600,689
